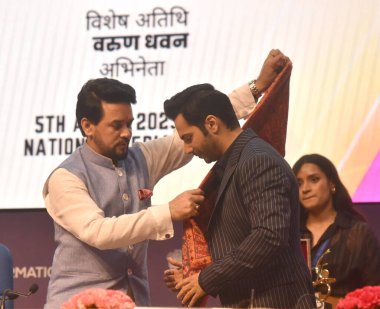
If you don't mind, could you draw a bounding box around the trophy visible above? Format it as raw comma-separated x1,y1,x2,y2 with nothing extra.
313,249,336,306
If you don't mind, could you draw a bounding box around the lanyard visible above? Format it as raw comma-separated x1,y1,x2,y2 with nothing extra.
312,238,330,268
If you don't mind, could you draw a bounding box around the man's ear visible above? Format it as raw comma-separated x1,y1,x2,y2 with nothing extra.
204,115,218,133
81,118,94,138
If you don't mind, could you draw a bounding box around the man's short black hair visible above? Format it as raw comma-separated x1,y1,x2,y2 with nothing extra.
164,83,240,133
76,78,136,136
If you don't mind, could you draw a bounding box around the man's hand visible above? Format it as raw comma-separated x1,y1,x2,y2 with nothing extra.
163,257,184,292
169,188,204,221
176,273,206,307
255,49,289,93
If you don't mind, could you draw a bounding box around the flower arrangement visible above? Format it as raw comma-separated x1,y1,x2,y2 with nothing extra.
60,288,135,309
336,286,380,309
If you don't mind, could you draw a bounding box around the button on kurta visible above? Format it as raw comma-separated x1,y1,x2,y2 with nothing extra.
165,234,171,239
122,193,129,201
116,169,123,176
127,268,133,276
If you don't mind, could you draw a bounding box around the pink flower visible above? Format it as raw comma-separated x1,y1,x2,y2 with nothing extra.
337,286,380,309
61,288,135,309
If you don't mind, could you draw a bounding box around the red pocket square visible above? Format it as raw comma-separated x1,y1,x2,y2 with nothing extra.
138,189,153,200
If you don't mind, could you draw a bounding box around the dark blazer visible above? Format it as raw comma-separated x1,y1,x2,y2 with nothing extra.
199,129,315,308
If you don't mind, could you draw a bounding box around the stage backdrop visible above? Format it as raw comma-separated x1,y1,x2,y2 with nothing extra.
0,0,380,210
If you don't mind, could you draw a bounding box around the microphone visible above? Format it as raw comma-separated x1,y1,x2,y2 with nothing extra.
0,284,39,309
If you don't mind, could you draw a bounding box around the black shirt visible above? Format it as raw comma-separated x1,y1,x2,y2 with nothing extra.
301,211,380,297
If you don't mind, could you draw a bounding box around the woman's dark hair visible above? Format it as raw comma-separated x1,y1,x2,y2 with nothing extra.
292,153,365,221
76,78,136,136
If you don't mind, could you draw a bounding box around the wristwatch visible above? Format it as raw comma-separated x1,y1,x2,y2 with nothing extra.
248,79,262,99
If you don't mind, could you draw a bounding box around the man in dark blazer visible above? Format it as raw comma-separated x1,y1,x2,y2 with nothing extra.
164,82,315,308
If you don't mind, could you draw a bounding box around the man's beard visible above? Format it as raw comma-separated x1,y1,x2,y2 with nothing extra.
110,140,130,163
112,149,128,162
